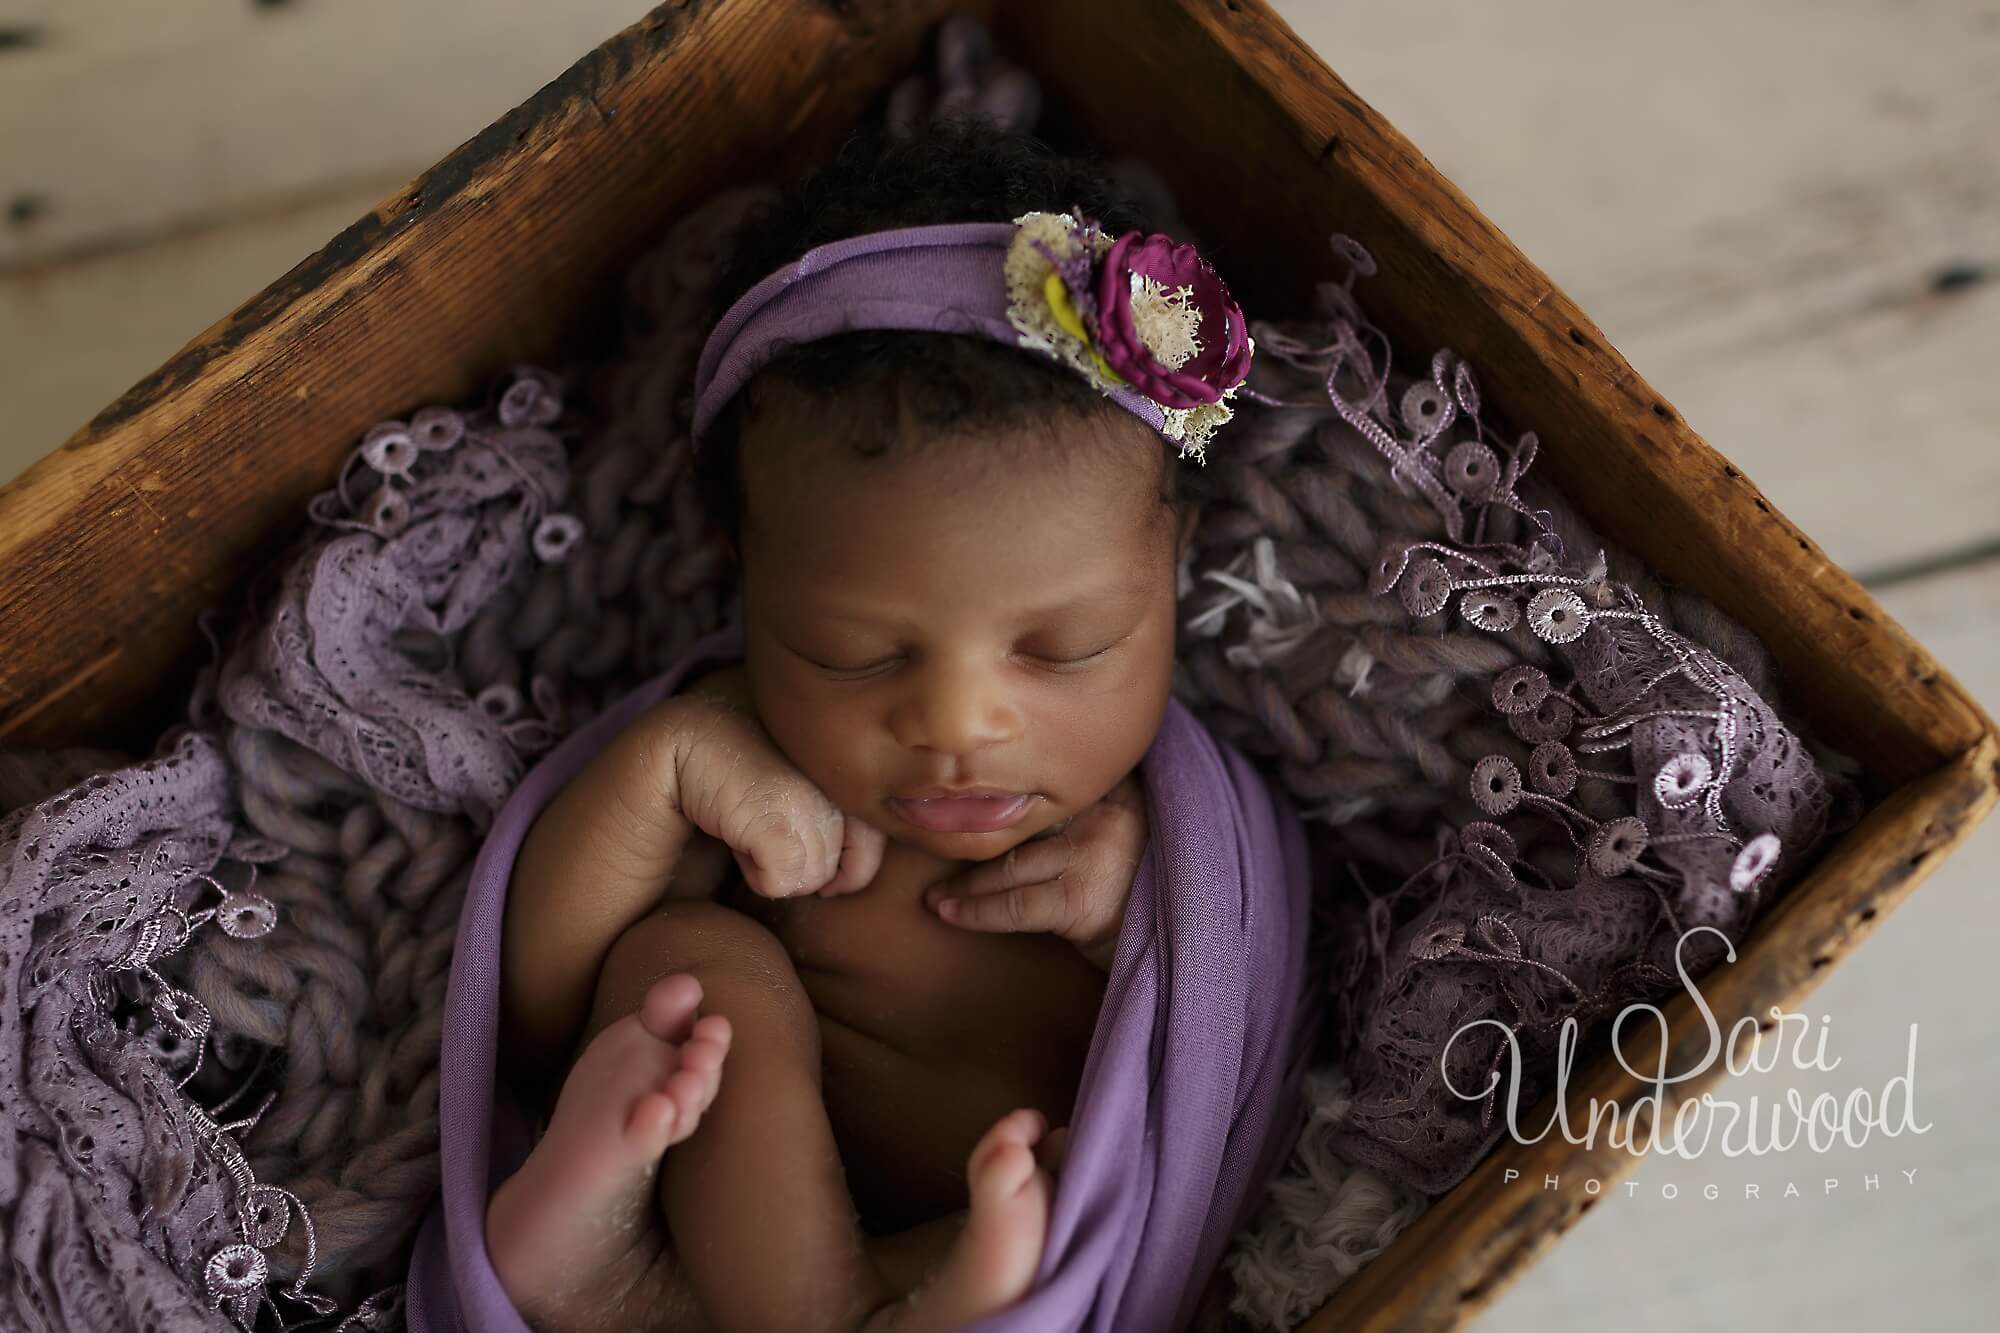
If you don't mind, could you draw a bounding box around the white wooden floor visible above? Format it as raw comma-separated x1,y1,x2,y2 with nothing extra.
2,2,1993,1329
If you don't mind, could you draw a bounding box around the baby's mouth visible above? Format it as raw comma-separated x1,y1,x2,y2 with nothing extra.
884,793,1037,834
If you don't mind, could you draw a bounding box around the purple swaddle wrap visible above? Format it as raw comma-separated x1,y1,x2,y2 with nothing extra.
402,614,1320,1333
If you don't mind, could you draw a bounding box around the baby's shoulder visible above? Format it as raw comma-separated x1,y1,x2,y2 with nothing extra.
677,662,753,715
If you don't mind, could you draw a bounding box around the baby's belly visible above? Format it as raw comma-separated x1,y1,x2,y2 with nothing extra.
720,866,1105,1232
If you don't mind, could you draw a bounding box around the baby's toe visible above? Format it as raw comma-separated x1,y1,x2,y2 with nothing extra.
637,972,706,1044
969,1109,1048,1199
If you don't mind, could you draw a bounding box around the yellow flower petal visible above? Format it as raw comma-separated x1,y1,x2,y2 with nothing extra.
1042,271,1129,388
1043,270,1090,343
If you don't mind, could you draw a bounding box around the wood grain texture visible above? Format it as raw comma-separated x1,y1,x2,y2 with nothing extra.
995,0,1992,792
0,180,411,485
0,0,982,752
990,0,2000,1325
0,0,660,269
1275,0,2000,583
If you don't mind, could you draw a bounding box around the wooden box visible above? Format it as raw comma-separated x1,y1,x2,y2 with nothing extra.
1,1,1993,1328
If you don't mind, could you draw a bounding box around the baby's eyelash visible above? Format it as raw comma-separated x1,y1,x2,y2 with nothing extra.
804,643,1119,676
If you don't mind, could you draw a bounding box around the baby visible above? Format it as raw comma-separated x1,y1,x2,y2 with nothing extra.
480,121,1233,1333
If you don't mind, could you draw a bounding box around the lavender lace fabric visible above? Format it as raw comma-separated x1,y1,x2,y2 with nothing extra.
1205,263,1865,1199
0,16,1861,1332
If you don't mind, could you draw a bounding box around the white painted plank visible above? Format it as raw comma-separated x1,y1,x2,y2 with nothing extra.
5,0,1996,574
0,0,658,268
0,179,404,481
1275,0,2000,577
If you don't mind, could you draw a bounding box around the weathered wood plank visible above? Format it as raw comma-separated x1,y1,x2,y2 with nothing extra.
0,0,983,752
1301,726,2000,1331
998,0,1988,789
1275,0,2000,580
0,181,409,484
0,0,659,269
8,0,1995,577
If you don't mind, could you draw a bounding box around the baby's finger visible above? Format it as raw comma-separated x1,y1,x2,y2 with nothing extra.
931,879,1077,937
927,837,1071,906
817,817,889,896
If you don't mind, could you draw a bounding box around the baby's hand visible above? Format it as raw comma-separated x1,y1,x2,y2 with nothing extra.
663,677,886,900
922,773,1147,971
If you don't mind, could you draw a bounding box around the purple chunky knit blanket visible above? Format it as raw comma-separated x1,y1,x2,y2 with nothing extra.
402,617,1318,1333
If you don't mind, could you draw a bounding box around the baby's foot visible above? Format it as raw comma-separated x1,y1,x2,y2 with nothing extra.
877,1108,1056,1333
486,973,731,1331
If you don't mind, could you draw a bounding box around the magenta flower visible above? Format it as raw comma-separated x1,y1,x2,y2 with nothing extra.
1092,231,1252,409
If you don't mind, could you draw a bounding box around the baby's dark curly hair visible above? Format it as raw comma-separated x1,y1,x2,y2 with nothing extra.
694,117,1204,552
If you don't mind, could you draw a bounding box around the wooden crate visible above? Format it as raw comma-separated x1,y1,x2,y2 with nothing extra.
0,1,1992,1328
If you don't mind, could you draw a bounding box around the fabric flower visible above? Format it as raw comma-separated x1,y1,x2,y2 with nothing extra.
1093,230,1252,409
1003,210,1254,458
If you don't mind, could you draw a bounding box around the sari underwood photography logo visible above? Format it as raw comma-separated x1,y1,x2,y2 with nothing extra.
1447,926,1932,1202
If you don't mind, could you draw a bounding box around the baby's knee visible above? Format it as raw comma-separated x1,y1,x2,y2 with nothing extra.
603,902,818,1064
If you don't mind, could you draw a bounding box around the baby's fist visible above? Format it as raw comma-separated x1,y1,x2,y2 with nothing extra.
660,681,885,900
923,773,1147,971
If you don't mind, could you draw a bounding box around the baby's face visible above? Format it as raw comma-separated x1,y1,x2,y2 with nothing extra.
731,400,1189,863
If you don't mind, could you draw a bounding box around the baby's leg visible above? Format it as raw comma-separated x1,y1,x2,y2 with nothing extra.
486,964,727,1332
631,905,1059,1333
494,901,1055,1332
627,901,898,1329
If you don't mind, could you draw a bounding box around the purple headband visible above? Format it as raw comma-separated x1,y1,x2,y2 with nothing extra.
690,211,1255,463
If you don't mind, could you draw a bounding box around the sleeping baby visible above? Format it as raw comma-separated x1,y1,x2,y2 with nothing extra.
478,120,1251,1332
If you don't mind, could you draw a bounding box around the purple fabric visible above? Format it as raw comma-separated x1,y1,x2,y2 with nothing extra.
688,221,1171,446
403,614,1318,1333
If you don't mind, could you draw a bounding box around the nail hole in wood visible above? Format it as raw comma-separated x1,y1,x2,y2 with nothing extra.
1318,134,1342,162
6,193,48,226
1847,606,1869,621
1724,465,1741,479
1930,263,1986,295
1859,907,1877,922
1651,403,1671,420
1810,956,1832,970
1754,498,1769,513
1568,328,1587,347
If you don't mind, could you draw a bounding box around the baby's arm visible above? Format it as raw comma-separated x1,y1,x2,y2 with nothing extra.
498,697,710,1087
498,674,889,1087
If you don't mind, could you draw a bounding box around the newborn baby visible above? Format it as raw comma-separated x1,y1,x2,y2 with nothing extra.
477,123,1220,1333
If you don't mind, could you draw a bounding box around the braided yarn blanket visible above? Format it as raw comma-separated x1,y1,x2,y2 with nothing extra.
0,17,1860,1332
